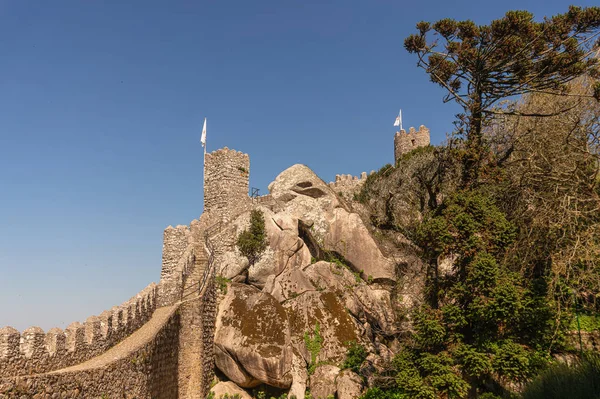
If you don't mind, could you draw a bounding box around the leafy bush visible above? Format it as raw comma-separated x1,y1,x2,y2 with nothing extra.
304,323,323,375
215,275,231,294
342,341,367,373
391,350,469,399
236,209,268,265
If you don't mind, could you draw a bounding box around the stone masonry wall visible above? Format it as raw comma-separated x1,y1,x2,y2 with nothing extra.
199,269,217,398
394,125,430,163
0,283,158,378
0,307,181,399
158,224,193,307
204,147,251,222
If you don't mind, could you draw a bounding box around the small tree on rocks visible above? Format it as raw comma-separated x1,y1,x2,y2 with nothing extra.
236,209,268,266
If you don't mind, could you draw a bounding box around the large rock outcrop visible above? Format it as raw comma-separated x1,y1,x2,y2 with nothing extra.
324,207,396,282
268,164,343,240
210,163,423,396
210,381,252,399
214,283,293,388
263,266,316,303
286,290,360,364
336,370,364,399
303,261,398,335
309,365,340,399
268,165,396,283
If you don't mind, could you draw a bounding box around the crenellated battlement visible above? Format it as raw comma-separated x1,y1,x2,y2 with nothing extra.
394,125,430,163
328,171,374,201
0,283,158,377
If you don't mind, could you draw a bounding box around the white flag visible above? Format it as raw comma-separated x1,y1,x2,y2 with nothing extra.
201,117,207,147
393,109,402,129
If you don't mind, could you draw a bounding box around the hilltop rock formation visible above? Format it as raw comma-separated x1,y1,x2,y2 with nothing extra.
212,163,423,398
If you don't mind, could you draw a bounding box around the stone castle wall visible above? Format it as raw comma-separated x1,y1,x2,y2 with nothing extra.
0,283,158,378
198,262,217,398
0,217,203,398
204,147,251,221
328,172,373,201
0,307,181,399
0,212,200,392
394,125,430,163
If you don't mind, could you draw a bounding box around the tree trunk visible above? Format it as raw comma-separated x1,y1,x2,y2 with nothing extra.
462,101,484,187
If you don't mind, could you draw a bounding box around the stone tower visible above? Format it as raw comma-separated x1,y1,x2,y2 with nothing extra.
203,147,251,220
394,125,430,163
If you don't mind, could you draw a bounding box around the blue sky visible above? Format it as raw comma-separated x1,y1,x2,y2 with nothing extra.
1,0,595,331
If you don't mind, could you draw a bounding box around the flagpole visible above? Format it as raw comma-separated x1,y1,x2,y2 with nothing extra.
201,117,207,192
399,109,403,131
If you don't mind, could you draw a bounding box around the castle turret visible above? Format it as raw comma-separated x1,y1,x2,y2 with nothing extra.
203,147,251,220
394,125,430,163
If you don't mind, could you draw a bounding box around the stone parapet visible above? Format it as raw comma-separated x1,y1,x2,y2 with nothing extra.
0,283,158,377
160,225,190,282
0,306,181,399
158,224,196,307
328,172,372,201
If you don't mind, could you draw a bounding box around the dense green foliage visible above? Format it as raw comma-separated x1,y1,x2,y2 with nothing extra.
236,209,268,265
369,191,554,397
360,387,405,399
357,7,600,399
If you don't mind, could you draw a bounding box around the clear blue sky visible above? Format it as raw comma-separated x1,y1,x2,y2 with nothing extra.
1,0,594,331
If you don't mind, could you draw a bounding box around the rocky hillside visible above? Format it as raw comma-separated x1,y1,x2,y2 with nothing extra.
209,164,426,399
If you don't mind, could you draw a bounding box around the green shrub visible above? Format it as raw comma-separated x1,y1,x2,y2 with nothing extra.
215,275,231,294
396,144,435,165
342,341,367,373
478,394,502,399
304,323,323,375
236,209,268,265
